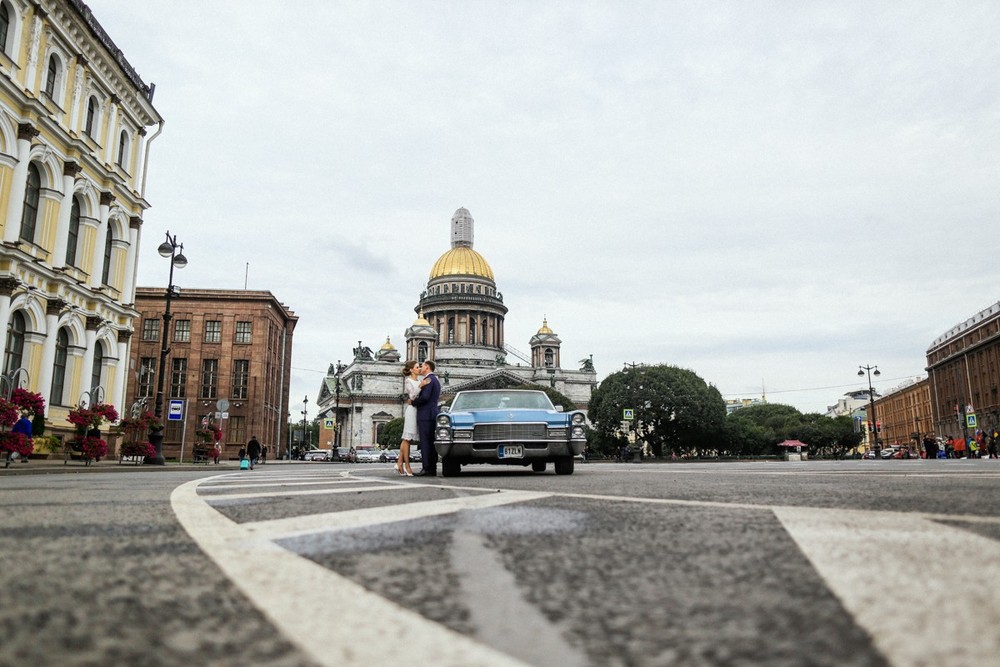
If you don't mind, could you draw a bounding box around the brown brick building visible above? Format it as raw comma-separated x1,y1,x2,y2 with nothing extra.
126,288,297,460
926,301,1000,440
870,378,932,451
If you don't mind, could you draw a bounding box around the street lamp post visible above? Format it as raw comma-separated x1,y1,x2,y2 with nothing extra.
301,395,308,454
332,360,344,461
148,232,187,465
858,364,881,458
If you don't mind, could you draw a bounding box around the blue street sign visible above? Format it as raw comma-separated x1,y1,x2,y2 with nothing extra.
168,400,184,421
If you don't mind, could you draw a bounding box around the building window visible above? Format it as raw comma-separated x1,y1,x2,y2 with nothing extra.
0,5,9,55
45,55,59,99
141,318,160,342
235,321,252,344
138,357,155,399
228,415,245,446
3,311,25,376
201,359,218,399
90,344,103,393
117,130,129,169
20,163,40,243
51,328,69,406
66,197,80,266
447,317,455,344
418,342,428,364
469,317,477,344
544,348,554,368
101,225,113,285
170,358,187,398
85,96,97,137
174,319,191,342
204,320,221,343
232,360,249,400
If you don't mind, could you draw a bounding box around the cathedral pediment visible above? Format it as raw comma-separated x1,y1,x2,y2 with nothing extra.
447,369,526,393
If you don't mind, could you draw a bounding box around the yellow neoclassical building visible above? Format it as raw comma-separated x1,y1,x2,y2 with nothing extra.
0,1,163,437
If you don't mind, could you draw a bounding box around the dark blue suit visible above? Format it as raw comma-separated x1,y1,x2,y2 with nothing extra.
412,373,441,473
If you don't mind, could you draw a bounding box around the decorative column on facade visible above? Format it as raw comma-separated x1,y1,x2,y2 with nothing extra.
36,298,67,406
51,161,82,266
69,55,88,132
77,316,102,405
133,127,147,190
3,124,40,244
89,192,114,289
23,8,46,93
114,329,131,415
0,277,20,342
122,216,141,304
103,95,120,165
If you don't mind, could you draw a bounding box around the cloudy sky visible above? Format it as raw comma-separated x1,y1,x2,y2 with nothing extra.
94,1,1000,417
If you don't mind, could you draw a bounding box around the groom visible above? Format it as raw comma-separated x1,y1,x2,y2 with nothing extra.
412,359,441,476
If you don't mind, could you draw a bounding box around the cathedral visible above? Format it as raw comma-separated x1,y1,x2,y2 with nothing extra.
314,208,597,449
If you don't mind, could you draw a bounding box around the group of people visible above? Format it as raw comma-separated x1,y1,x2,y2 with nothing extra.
396,359,441,477
238,436,263,469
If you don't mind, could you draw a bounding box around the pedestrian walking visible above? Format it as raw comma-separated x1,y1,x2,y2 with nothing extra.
247,436,261,470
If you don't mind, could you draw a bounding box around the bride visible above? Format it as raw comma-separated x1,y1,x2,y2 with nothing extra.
398,360,424,476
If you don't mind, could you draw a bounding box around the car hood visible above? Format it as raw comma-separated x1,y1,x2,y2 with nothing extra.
448,409,569,427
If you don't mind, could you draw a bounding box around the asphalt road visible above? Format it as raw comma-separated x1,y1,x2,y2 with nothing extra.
2,459,999,667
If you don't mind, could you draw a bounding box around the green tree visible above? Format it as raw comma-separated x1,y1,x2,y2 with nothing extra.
588,365,727,457
378,417,404,449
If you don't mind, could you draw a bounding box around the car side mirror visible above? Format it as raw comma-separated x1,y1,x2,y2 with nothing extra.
554,405,564,412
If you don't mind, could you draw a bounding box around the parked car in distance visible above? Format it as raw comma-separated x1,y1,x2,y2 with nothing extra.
379,449,399,463
303,449,332,461
355,447,380,463
434,389,588,477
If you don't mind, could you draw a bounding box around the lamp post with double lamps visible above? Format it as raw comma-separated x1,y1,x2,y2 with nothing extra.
301,395,309,456
147,232,187,465
858,364,881,458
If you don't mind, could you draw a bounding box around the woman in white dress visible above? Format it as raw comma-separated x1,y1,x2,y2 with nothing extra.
398,360,422,476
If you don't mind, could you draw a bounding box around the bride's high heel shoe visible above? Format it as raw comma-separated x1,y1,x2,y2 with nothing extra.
404,465,414,477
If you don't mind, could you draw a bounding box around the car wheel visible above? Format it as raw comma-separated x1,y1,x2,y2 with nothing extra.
442,458,461,477
554,457,574,475
531,461,547,472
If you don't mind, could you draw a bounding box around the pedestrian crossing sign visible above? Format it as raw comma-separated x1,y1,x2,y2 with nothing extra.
967,413,977,428
324,419,334,429
623,409,634,420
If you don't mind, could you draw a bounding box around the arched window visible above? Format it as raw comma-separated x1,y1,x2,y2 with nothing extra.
66,197,80,266
51,328,69,406
90,343,103,393
20,163,40,242
447,317,455,344
101,225,113,285
3,311,26,375
85,96,97,136
116,130,128,168
544,348,554,368
44,55,60,100
418,342,428,364
469,317,476,344
0,5,10,56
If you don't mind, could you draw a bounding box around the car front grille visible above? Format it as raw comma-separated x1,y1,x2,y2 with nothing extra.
473,423,547,441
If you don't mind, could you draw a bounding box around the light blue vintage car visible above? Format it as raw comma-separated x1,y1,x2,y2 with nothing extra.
434,389,587,476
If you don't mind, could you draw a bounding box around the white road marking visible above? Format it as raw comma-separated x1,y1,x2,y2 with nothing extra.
171,474,542,667
774,506,1000,667
202,484,414,501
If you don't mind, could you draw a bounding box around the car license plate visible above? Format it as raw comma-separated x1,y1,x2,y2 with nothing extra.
499,445,524,459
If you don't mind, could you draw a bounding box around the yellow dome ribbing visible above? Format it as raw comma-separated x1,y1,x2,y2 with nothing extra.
429,246,494,281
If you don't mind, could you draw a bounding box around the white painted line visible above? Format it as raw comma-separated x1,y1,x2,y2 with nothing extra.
171,477,534,667
244,490,553,540
198,479,372,492
774,506,1000,667
204,484,416,502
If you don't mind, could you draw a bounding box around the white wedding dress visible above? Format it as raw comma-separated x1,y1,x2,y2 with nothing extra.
402,376,420,442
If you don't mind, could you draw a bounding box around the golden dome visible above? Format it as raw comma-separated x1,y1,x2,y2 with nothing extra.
380,336,396,351
537,318,554,334
413,312,431,326
429,246,494,281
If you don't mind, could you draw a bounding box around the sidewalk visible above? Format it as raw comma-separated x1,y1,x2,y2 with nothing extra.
0,456,293,476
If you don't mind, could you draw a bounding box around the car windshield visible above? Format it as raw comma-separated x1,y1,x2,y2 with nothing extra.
452,391,555,411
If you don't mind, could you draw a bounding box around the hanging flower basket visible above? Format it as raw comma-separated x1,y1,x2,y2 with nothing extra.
10,388,45,417
68,403,120,431
195,424,223,443
79,436,108,461
0,398,19,429
0,432,33,457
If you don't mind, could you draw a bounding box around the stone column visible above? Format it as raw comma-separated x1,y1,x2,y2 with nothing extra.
2,124,40,244
23,9,45,92
104,95,120,165
0,277,19,343
89,192,114,289
77,316,102,404
114,329,132,416
121,217,141,304
51,161,82,267
36,299,67,406
69,55,87,132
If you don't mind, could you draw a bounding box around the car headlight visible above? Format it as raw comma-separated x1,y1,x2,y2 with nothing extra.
437,414,451,427
572,426,586,438
436,427,451,440
571,413,586,425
